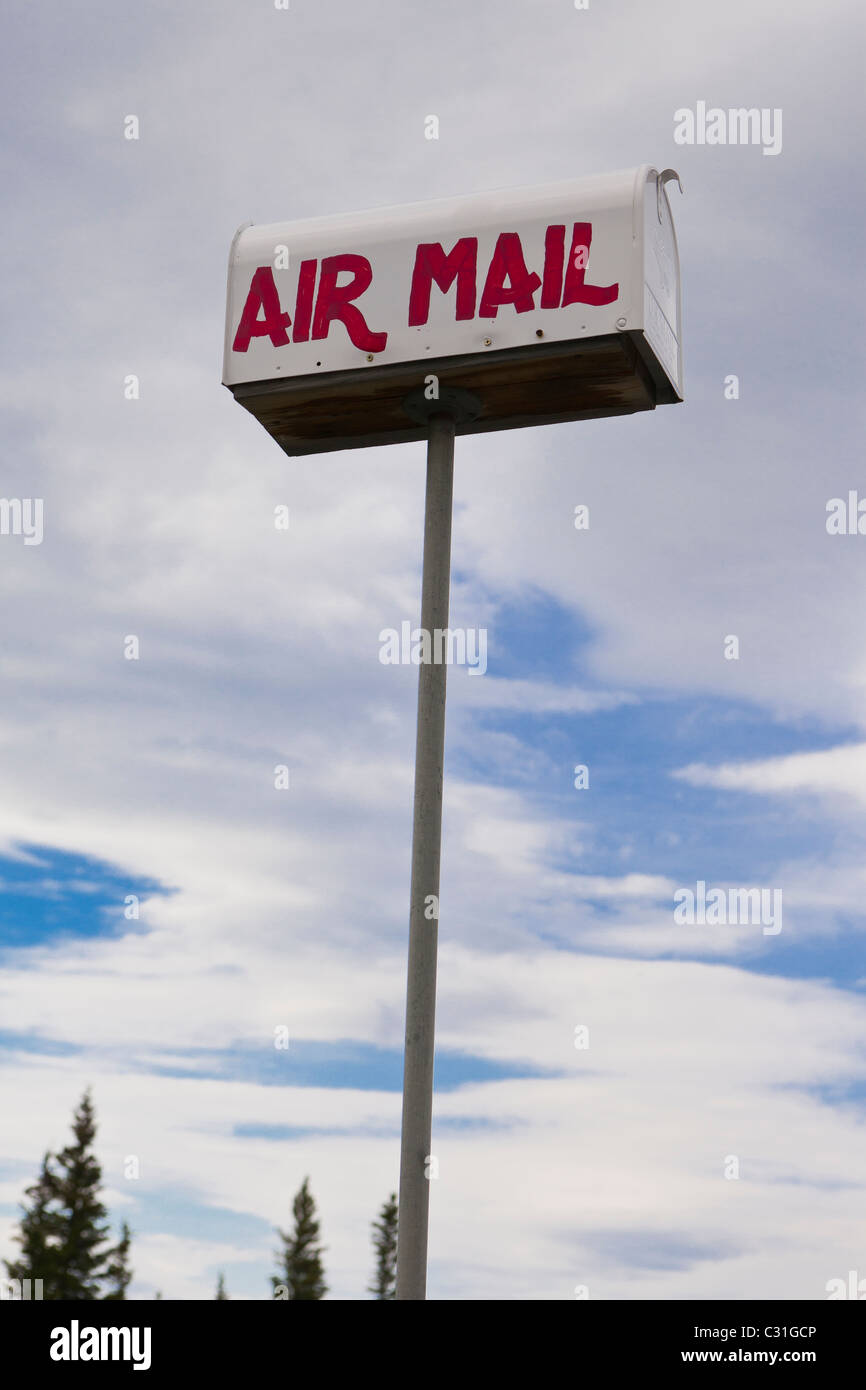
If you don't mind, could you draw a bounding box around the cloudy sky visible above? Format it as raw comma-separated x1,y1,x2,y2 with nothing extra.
1,0,864,1300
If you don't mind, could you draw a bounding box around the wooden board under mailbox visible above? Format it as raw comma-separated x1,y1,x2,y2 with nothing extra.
230,334,661,457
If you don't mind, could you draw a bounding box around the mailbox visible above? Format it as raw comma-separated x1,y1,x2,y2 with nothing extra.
223,164,682,455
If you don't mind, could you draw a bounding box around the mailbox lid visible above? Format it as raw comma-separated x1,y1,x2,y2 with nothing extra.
636,168,683,400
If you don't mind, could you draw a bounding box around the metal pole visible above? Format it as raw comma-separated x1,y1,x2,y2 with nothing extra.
395,411,455,1300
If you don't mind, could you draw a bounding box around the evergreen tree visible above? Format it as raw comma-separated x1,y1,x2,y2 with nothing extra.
368,1193,398,1299
4,1090,133,1300
104,1222,133,1300
3,1154,63,1294
215,1271,229,1300
272,1177,327,1300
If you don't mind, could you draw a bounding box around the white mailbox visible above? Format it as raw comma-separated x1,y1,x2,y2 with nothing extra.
223,165,682,454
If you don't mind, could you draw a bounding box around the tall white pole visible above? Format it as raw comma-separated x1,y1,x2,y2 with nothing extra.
395,411,455,1300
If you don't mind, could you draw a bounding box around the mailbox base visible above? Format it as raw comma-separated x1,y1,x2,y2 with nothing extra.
227,332,674,456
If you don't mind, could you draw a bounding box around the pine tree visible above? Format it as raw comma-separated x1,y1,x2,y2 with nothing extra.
272,1177,327,1300
48,1090,114,1298
104,1222,133,1300
3,1154,63,1295
368,1193,398,1299
215,1272,229,1300
4,1091,133,1300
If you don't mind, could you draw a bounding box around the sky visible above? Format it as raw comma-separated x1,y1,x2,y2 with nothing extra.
1,0,864,1300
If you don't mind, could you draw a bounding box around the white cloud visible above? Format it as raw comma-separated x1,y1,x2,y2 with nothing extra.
676,744,866,807
2,950,865,1299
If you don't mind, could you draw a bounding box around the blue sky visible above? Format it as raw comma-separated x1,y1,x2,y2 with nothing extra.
1,0,865,1300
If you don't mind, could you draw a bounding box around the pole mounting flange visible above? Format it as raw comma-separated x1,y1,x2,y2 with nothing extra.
402,385,483,426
